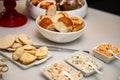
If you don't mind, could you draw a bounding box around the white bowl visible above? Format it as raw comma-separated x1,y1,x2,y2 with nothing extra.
65,51,104,76
35,16,87,43
26,0,88,19
92,43,120,63
92,49,115,63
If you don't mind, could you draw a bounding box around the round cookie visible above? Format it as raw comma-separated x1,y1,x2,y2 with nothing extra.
0,34,15,49
35,47,48,60
18,34,33,45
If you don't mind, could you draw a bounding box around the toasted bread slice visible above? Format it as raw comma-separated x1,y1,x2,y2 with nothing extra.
54,22,68,32
58,11,68,17
54,17,73,32
58,17,73,27
46,5,57,16
39,17,53,29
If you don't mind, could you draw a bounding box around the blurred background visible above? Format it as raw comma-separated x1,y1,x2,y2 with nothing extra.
0,0,119,16
86,0,120,16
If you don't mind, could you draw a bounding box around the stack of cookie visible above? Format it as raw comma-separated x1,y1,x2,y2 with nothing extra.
0,34,48,65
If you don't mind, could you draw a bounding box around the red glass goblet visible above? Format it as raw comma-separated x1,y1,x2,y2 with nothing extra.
0,0,27,27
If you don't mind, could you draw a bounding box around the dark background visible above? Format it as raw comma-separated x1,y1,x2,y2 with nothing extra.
86,0,120,16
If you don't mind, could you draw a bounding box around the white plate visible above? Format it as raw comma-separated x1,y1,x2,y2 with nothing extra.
0,50,52,69
41,62,83,80
65,51,104,76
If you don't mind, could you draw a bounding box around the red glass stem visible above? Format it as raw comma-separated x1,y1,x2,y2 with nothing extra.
0,0,27,27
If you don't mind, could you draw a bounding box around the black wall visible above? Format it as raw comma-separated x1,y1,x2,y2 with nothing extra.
86,0,120,16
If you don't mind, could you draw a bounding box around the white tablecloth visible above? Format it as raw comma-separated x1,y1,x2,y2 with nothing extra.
0,1,120,80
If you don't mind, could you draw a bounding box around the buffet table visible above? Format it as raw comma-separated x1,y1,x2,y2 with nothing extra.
0,1,120,80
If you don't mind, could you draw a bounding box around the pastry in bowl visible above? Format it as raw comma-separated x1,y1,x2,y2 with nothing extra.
36,5,87,43
37,5,84,32
38,17,53,29
56,16,73,32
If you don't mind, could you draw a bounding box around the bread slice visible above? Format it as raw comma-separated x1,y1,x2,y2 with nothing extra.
58,11,68,17
46,5,57,16
58,17,73,27
54,22,68,32
39,17,53,29
54,17,73,32
51,13,64,23
47,24,56,31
